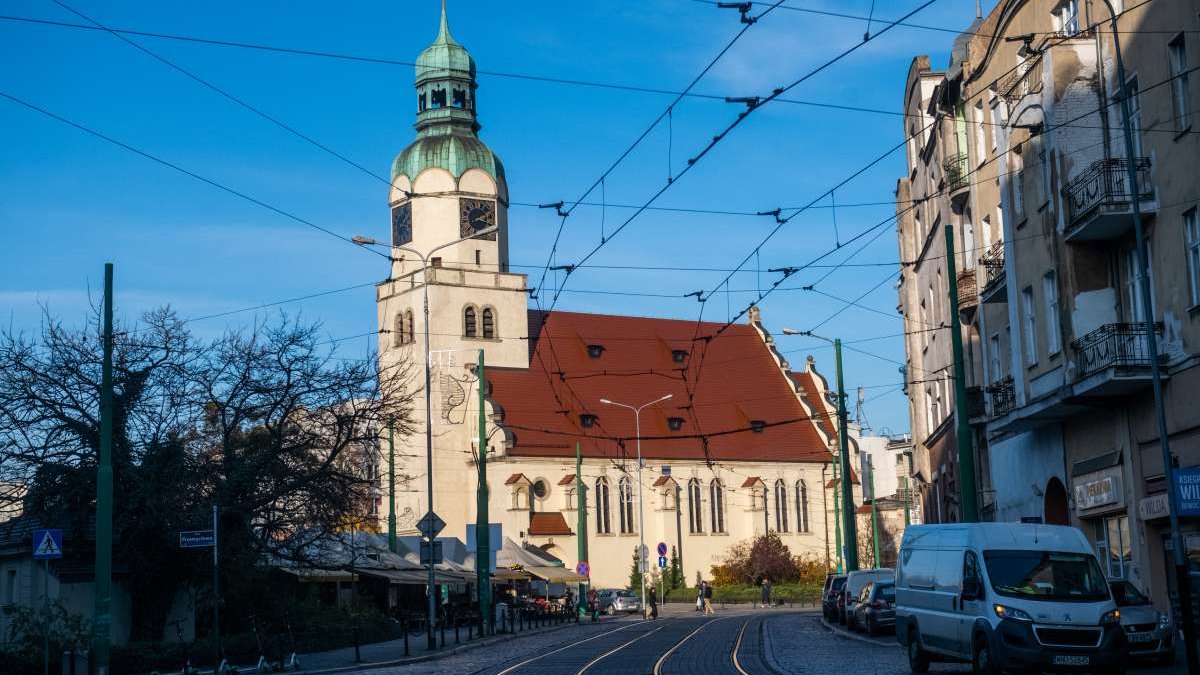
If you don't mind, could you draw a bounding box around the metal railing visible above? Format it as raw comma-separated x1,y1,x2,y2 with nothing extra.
965,385,986,420
957,269,978,312
1063,158,1154,227
943,153,970,194
979,241,1005,292
999,55,1043,102
986,376,1015,418
1071,322,1165,379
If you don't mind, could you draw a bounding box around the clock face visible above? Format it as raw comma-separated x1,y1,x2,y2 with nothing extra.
391,203,412,246
459,198,497,240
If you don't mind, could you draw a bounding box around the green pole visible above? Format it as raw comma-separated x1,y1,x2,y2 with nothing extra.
475,350,491,633
832,458,843,573
835,339,859,572
93,263,114,675
575,442,589,614
944,225,978,522
868,459,881,568
902,476,911,527
388,424,397,553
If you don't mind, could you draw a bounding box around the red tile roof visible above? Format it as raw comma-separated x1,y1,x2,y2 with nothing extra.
740,477,764,488
487,311,832,464
557,474,576,486
653,476,677,487
789,369,837,440
825,471,861,490
505,473,529,485
528,512,574,536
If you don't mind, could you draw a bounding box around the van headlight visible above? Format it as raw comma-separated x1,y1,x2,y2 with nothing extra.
994,604,1032,621
1099,609,1121,625
1159,612,1172,629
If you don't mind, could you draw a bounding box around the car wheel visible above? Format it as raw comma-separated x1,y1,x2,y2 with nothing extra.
907,630,930,674
972,634,999,675
606,605,615,616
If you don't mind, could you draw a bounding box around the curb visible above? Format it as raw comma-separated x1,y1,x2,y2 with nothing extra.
758,614,793,675
817,617,900,648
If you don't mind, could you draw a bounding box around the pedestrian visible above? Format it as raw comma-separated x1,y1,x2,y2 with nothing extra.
648,585,658,619
702,581,715,615
695,584,704,612
761,576,772,608
587,588,599,621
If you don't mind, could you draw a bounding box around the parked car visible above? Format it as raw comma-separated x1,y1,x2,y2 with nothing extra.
853,581,896,636
822,574,847,621
895,523,1126,675
595,588,642,615
842,568,894,629
1110,579,1175,665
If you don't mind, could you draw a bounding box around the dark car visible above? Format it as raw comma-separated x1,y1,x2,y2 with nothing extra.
1110,579,1175,665
822,574,847,621
852,581,895,636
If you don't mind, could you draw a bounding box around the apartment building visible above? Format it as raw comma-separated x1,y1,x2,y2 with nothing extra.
896,0,1200,612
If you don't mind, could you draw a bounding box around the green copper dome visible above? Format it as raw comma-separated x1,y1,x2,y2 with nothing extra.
391,1,503,184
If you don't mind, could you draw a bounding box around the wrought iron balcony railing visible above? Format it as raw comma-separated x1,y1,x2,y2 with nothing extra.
1071,322,1165,380
1064,158,1154,227
943,153,970,194
999,55,1043,102
957,269,978,313
979,241,1005,292
986,376,1015,418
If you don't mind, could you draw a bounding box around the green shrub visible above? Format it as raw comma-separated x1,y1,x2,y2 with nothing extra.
663,582,821,605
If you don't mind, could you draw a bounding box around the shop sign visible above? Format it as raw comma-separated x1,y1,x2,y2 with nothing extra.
1173,467,1200,517
1073,469,1121,511
1139,493,1170,521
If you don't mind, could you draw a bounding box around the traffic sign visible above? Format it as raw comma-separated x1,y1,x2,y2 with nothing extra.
656,542,668,557
420,540,444,565
180,530,216,549
575,561,590,577
417,511,446,540
32,529,63,559
639,544,649,561
657,556,668,569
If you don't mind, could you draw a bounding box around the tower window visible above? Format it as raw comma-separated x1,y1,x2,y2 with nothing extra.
475,249,481,266
671,349,688,364
667,417,685,431
452,88,467,109
482,308,496,339
464,306,477,338
580,413,598,428
404,310,414,344
750,420,766,433
418,92,427,112
431,88,447,108
393,313,405,347
586,344,605,359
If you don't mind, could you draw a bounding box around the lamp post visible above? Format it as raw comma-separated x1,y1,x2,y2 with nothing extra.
783,329,858,571
600,394,673,619
354,225,498,651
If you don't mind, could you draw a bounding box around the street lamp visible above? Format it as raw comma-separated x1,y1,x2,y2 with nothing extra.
781,328,859,571
354,225,498,651
600,393,673,619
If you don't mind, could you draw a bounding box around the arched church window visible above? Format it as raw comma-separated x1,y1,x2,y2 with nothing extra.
452,88,467,109
774,479,789,533
431,88,447,108
687,479,703,534
418,91,427,112
405,310,415,344
796,480,810,533
596,477,611,534
464,306,477,338
710,479,726,534
482,308,496,339
618,476,635,534
393,313,405,347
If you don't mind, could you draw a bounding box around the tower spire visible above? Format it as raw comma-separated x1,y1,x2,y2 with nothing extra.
437,0,456,44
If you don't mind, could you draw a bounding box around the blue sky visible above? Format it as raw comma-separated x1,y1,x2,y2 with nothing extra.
0,0,995,436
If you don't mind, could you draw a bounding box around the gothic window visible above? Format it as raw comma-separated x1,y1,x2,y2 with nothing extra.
464,306,477,338
774,480,789,533
393,313,405,347
512,486,529,511
662,485,678,511
482,307,496,339
405,310,414,344
618,476,635,534
688,479,703,534
710,479,726,534
418,92,427,112
452,88,467,109
796,480,811,533
431,88,447,108
596,477,611,534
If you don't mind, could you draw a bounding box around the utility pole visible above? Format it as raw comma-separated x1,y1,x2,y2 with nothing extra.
575,442,588,615
944,225,978,522
93,263,114,675
212,504,220,670
474,350,491,634
867,456,881,569
832,457,843,572
901,476,912,527
1098,3,1196,670
835,339,859,572
388,425,397,553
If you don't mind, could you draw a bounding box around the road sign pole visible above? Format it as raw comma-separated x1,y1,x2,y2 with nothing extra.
575,442,588,616
475,349,491,634
93,263,114,675
212,505,220,671
43,558,49,675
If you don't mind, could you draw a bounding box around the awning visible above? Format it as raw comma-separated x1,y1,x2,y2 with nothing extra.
491,568,531,581
526,566,587,583
276,568,357,582
354,567,469,585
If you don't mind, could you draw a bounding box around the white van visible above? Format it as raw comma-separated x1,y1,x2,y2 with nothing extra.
895,523,1126,674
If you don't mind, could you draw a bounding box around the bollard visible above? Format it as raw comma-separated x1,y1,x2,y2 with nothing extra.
455,615,460,644
403,618,410,657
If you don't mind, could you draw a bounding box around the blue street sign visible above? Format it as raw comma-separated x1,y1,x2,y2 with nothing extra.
1175,467,1200,516
32,529,63,559
657,555,668,568
656,542,668,557
180,530,216,549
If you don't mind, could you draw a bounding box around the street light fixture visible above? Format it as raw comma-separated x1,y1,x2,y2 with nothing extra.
354,224,498,651
600,393,673,619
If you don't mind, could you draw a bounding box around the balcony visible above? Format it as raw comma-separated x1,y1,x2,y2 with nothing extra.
979,241,1007,303
1063,158,1156,241
957,269,978,315
943,153,971,204
966,385,987,424
1071,322,1168,397
986,376,1016,418
999,55,1043,104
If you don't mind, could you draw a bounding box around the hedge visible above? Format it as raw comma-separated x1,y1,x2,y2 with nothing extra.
662,582,821,606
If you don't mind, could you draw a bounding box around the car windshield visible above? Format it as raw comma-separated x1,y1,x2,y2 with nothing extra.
618,591,636,598
1109,580,1150,606
984,550,1110,602
832,578,846,590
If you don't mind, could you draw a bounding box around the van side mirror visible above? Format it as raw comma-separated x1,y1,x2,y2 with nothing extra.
962,579,982,601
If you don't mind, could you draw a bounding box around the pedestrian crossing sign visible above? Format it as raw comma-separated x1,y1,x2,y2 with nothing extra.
32,529,63,560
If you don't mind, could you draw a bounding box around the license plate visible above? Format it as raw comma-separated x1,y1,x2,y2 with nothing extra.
1128,632,1155,643
1052,655,1090,666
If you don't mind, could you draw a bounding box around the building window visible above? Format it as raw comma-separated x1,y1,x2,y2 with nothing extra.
1123,246,1156,321
464,306,477,338
565,486,576,510
393,313,406,347
1054,0,1079,36
618,476,635,534
974,100,986,166
1021,286,1037,366
512,486,529,511
1043,271,1061,355
1169,35,1191,131
774,480,789,533
482,307,496,339
596,477,611,534
688,479,704,534
795,480,810,533
710,479,726,534
1186,208,1200,306
962,217,976,269
662,485,678,511
1012,151,1025,218
1096,515,1132,578
1124,76,1143,158
404,310,414,344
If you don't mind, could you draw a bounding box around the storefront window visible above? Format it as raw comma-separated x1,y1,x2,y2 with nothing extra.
1095,515,1132,578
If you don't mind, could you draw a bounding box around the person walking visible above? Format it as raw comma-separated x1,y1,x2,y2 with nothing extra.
702,581,715,615
695,584,704,612
648,585,659,620
761,576,772,609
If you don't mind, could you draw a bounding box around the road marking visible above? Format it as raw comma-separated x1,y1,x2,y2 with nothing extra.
731,618,752,675
575,624,666,675
493,620,644,675
652,617,726,675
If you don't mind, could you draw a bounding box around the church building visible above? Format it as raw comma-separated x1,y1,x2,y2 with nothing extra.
376,6,855,588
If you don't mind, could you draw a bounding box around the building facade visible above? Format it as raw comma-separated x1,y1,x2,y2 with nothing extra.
896,0,1200,614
